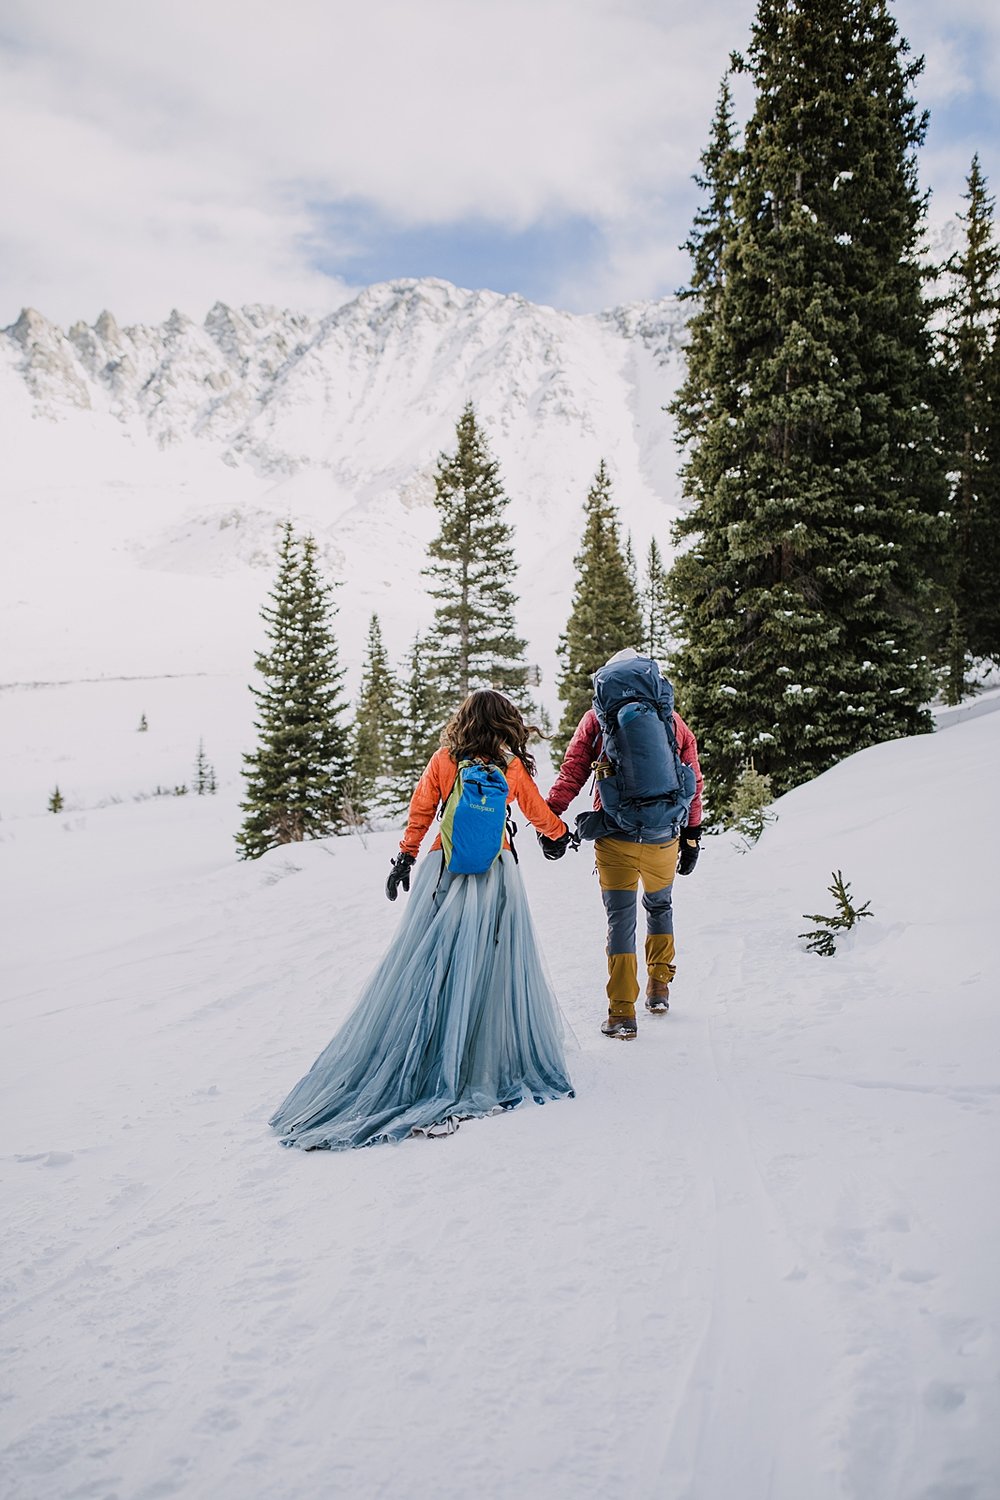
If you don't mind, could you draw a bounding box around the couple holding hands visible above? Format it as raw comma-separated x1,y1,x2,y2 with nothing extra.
271,649,702,1151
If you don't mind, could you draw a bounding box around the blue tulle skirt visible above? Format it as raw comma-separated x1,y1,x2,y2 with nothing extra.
270,853,574,1150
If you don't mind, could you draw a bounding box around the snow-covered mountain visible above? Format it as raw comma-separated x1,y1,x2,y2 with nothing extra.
1,280,689,698
4,281,688,463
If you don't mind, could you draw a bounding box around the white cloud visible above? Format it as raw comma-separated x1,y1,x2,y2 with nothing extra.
1,0,998,323
0,0,758,321
895,0,1000,102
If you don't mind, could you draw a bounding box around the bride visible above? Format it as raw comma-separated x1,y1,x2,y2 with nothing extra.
270,689,575,1150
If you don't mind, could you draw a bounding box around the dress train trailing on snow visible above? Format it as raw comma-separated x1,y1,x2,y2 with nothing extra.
270,852,574,1151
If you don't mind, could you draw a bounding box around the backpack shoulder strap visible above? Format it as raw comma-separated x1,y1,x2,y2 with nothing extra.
436,754,460,819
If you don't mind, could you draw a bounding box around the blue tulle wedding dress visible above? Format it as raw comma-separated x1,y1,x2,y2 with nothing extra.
269,853,574,1150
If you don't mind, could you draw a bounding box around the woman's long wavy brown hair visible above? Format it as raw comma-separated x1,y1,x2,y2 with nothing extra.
442,690,541,777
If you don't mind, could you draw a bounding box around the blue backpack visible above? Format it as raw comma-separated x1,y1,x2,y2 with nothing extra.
576,657,695,843
440,759,510,873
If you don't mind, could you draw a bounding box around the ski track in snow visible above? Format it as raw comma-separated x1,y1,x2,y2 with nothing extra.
3,718,1000,1499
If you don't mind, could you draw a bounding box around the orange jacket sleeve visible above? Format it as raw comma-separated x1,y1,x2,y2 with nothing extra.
507,759,568,841
399,747,454,858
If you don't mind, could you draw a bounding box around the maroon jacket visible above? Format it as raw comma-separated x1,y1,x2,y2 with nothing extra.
547,708,704,828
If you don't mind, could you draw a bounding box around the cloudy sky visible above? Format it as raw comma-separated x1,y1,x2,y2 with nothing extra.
1,0,998,325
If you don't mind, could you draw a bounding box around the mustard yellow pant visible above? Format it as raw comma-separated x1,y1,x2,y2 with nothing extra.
595,836,679,1015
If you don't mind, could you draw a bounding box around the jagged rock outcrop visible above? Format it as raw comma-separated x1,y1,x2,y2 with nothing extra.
1,279,690,480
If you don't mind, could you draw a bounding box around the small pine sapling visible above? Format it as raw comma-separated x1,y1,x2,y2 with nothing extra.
137,712,148,732
800,871,873,956
340,791,370,848
193,739,217,795
727,762,776,848
48,786,65,813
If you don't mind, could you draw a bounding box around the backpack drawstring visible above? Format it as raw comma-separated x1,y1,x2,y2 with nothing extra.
505,812,519,865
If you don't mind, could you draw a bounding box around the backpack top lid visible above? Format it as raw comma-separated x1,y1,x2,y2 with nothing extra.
440,758,510,875
592,651,675,725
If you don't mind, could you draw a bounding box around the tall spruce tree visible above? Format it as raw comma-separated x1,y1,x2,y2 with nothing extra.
938,154,1000,699
423,402,529,706
667,0,945,805
642,537,672,661
554,461,643,757
349,613,405,819
237,524,350,858
672,76,741,465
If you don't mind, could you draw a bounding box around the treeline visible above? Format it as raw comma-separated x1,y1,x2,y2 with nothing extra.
236,404,652,859
665,0,1000,807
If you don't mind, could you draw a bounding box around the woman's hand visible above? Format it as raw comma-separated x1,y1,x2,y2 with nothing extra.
386,851,415,900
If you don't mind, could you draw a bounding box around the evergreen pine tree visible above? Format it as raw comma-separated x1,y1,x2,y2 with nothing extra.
554,461,643,757
672,76,741,467
48,786,64,813
389,633,444,813
236,524,350,859
641,537,672,661
402,634,443,775
349,613,405,820
668,0,946,805
624,533,638,593
726,762,776,846
938,154,1000,699
423,402,529,706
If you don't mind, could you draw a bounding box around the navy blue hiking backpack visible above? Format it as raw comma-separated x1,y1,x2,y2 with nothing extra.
575,656,696,844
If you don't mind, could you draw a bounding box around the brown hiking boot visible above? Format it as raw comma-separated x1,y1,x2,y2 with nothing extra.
645,978,670,1014
601,1012,637,1040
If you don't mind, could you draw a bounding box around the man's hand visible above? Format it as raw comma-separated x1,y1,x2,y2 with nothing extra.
677,825,702,876
537,827,575,861
386,851,415,900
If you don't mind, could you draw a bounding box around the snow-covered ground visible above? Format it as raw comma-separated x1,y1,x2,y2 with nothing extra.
2,694,998,1499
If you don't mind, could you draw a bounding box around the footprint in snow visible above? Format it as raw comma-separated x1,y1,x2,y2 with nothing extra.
195,1406,242,1433
923,1380,966,1413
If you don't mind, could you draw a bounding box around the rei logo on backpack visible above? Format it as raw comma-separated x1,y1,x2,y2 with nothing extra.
576,655,696,844
440,759,510,874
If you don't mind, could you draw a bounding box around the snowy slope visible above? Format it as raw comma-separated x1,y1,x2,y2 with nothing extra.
1,281,687,702
2,707,997,1500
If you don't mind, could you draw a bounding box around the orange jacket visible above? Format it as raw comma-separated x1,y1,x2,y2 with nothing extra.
400,747,568,859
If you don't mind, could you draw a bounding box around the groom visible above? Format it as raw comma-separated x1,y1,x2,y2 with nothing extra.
540,650,703,1039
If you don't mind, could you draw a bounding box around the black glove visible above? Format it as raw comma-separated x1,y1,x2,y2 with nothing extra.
385,851,415,901
537,828,576,861
677,826,701,877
